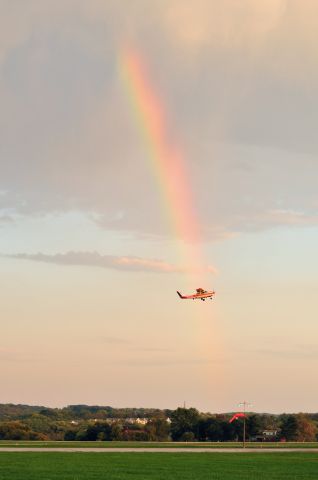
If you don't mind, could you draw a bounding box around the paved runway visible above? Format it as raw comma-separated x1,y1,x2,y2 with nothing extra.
0,448,318,453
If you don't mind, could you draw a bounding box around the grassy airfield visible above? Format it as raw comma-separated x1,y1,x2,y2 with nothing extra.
0,452,317,479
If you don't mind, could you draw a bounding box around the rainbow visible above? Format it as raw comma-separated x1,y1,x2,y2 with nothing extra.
118,46,223,397
118,45,205,277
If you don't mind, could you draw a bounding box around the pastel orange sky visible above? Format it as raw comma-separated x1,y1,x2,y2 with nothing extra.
1,0,318,412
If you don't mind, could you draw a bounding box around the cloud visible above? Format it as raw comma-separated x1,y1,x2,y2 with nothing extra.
88,336,173,352
96,336,131,345
228,209,318,234
0,347,38,363
114,356,223,367
252,344,318,360
130,347,173,353
162,0,286,52
1,1,318,242
261,209,318,227
4,251,217,274
0,215,14,224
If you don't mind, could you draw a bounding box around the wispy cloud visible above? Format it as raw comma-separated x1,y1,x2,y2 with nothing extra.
97,336,132,345
114,356,224,368
0,215,14,224
230,209,318,234
243,344,318,360
0,347,39,363
3,251,217,274
265,209,318,227
130,347,173,353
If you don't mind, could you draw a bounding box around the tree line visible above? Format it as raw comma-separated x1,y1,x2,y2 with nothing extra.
0,405,317,442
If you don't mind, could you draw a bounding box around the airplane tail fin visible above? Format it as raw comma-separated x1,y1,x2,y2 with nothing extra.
177,291,184,299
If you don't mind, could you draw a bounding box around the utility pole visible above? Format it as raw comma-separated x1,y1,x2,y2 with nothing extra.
238,401,252,448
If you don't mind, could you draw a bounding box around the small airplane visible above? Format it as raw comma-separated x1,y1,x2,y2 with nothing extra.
177,288,215,301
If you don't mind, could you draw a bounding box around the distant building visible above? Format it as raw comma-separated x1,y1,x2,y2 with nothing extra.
263,429,279,439
95,417,149,425
93,417,170,426
125,418,148,425
250,430,279,442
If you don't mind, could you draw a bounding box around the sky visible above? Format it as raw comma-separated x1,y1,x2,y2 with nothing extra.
1,0,318,413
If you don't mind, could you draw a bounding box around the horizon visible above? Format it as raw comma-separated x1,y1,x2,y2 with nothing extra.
1,1,318,412
1,402,316,417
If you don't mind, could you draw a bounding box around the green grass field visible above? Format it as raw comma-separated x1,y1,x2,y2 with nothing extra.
0,452,317,479
1,440,318,448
